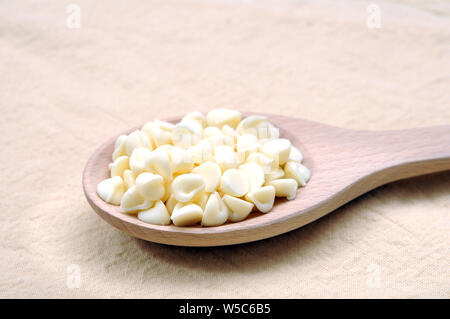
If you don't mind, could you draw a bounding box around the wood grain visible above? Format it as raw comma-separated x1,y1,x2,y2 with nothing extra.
82,114,450,246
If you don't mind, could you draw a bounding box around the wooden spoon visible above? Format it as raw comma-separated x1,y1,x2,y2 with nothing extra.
83,114,450,246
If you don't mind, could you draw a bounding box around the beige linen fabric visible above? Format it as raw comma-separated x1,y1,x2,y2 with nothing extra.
0,0,449,298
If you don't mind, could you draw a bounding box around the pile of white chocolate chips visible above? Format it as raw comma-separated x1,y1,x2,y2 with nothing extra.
97,109,310,226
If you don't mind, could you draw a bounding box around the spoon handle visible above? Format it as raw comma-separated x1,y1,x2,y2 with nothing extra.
356,125,450,183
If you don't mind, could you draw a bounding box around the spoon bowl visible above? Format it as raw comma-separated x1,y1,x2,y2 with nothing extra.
83,113,450,246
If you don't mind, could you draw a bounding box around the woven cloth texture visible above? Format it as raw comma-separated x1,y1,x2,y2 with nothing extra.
0,0,449,298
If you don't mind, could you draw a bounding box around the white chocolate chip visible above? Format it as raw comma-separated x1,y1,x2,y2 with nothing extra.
214,145,238,171
236,116,267,135
114,134,126,149
246,152,275,174
288,146,303,163
222,125,239,144
189,139,213,164
112,135,127,161
145,148,172,182
129,147,152,175
238,162,265,190
135,172,165,201
171,202,203,226
172,173,205,203
284,161,311,187
165,194,178,215
156,144,172,152
245,185,275,213
154,120,175,132
208,134,234,148
268,178,298,200
172,120,202,149
259,123,280,141
236,115,279,140
123,169,136,190
138,200,171,225
236,134,259,162
192,162,222,193
223,195,254,222
219,169,249,197
265,166,285,183
193,191,210,210
142,122,172,148
203,126,223,139
120,185,153,213
97,176,125,205
201,192,230,226
203,127,234,148
161,182,173,203
125,130,153,156
182,111,206,128
261,138,291,165
206,109,242,129
167,146,194,174
109,155,129,178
